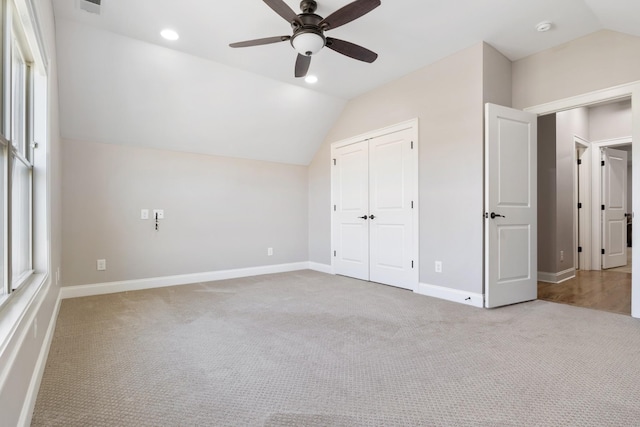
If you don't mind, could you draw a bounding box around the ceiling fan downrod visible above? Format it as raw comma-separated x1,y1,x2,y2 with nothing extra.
299,0,317,14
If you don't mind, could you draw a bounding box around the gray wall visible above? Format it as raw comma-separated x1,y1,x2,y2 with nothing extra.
513,30,640,110
555,107,589,272
62,140,308,286
537,114,558,273
589,99,633,142
308,42,511,295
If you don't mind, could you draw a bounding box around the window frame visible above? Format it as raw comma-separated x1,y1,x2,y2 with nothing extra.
0,0,38,303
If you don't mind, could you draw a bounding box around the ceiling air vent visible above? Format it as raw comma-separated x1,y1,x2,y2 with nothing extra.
79,0,101,15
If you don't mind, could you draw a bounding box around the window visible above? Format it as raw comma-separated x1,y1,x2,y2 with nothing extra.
0,0,39,298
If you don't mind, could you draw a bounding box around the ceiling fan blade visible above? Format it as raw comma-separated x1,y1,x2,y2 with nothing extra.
295,54,312,78
319,0,381,30
229,35,291,48
325,37,378,63
263,0,301,24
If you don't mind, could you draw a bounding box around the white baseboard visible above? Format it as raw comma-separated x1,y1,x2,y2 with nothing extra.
18,291,61,427
307,262,332,274
538,268,576,284
60,262,311,299
415,283,484,308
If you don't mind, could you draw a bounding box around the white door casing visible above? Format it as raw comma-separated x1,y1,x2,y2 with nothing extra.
331,119,419,290
601,147,628,269
485,103,538,308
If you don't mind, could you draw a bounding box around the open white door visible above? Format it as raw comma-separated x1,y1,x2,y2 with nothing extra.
485,103,537,308
601,147,628,269
332,140,370,281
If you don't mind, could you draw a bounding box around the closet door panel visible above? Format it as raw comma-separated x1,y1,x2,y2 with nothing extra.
332,140,370,280
369,129,415,289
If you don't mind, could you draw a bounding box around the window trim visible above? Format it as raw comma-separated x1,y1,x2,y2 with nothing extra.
0,0,38,301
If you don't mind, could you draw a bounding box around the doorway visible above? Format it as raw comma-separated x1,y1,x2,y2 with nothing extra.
536,98,633,315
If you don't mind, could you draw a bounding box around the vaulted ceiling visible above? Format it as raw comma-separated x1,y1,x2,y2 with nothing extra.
51,0,640,165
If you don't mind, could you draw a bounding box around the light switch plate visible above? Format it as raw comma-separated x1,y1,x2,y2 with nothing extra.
141,209,149,220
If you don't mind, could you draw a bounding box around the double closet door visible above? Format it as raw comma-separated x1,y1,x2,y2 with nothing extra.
331,124,418,290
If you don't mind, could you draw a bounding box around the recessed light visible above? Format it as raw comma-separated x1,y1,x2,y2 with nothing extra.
161,29,179,41
535,21,552,32
305,75,318,84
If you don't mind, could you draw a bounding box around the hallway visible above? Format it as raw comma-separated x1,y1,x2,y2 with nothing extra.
538,270,631,315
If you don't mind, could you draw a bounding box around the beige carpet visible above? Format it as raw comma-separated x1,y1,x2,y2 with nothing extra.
32,270,640,426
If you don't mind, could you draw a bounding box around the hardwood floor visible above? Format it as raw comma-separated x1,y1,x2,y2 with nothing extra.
538,270,631,315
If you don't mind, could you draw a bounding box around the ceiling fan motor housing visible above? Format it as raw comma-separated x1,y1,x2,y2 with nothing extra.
290,12,326,56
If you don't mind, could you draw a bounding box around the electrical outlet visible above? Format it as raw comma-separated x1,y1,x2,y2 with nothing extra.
560,250,564,262
435,261,442,273
97,259,106,271
153,209,164,219
141,209,149,220
267,247,273,256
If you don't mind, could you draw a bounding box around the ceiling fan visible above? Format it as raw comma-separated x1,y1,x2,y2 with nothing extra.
230,0,381,78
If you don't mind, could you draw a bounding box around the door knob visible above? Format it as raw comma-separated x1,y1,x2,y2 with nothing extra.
490,212,505,219
359,215,368,220
369,215,376,220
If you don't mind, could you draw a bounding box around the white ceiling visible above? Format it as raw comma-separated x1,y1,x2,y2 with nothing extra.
50,0,640,164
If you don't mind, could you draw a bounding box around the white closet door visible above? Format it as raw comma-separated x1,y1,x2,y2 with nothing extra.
369,129,415,289
332,140,370,280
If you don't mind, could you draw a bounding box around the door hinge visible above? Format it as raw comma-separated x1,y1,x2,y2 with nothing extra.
577,159,582,165
602,249,605,255
411,141,414,149
602,160,605,166
578,202,582,209
411,201,414,209
602,204,605,211
334,205,336,212
411,260,414,269
334,250,337,257
578,246,583,253
333,159,336,166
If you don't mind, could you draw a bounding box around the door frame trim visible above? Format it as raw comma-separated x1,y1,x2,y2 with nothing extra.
574,136,591,271
330,118,420,289
525,80,640,318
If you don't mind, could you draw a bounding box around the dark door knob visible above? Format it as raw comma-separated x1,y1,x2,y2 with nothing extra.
369,215,376,220
490,212,505,219
359,215,368,220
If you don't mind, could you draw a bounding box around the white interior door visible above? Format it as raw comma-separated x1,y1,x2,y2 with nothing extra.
485,103,537,308
332,140,370,280
369,130,415,289
601,147,628,269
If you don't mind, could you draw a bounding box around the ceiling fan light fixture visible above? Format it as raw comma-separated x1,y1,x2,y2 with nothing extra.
291,31,325,56
305,75,318,84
